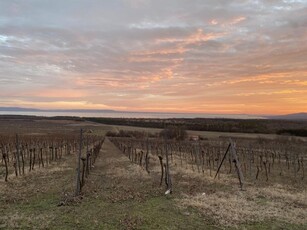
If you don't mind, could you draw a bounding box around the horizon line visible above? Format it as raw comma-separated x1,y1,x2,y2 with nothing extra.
0,106,306,117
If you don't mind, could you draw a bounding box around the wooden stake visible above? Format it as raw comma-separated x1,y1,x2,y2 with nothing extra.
75,129,83,196
230,139,244,190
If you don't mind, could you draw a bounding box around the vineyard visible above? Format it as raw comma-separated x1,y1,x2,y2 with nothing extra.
106,135,307,227
110,136,306,189
0,133,104,192
0,118,306,229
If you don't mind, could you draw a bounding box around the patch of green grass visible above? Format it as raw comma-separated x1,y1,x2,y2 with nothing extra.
255,195,268,206
4,191,214,230
45,194,215,230
128,196,215,229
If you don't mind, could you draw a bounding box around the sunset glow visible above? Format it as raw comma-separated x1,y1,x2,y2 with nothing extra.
0,0,306,115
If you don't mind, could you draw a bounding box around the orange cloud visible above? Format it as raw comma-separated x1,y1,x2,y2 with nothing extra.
35,89,88,98
235,89,307,97
229,16,246,25
1,99,112,110
155,29,226,45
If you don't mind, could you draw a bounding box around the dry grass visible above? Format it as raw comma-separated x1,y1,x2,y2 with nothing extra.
177,181,307,227
1,212,55,229
105,140,306,229
149,152,307,228
103,152,151,181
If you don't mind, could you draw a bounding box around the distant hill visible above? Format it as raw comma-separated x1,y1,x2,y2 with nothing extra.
267,113,307,120
0,107,41,112
1,107,306,121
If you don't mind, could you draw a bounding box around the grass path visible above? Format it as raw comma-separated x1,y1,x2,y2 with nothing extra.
77,138,214,229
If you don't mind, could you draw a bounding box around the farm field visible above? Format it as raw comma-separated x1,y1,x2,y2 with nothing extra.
0,117,306,229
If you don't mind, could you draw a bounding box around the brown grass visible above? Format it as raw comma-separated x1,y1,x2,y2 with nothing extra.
141,150,307,227
176,177,307,227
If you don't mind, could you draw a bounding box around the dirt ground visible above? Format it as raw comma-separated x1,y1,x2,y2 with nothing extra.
0,118,306,229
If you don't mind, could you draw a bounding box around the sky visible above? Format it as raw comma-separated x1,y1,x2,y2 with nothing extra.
0,0,306,115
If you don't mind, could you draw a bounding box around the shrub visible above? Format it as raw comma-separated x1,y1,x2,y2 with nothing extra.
159,126,187,140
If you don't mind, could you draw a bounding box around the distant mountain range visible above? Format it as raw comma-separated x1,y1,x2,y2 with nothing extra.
266,113,307,120
0,107,306,120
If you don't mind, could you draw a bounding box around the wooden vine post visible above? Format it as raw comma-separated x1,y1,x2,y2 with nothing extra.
158,156,164,186
75,129,83,196
165,142,172,194
145,136,150,173
230,139,244,190
3,151,8,182
15,134,21,176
